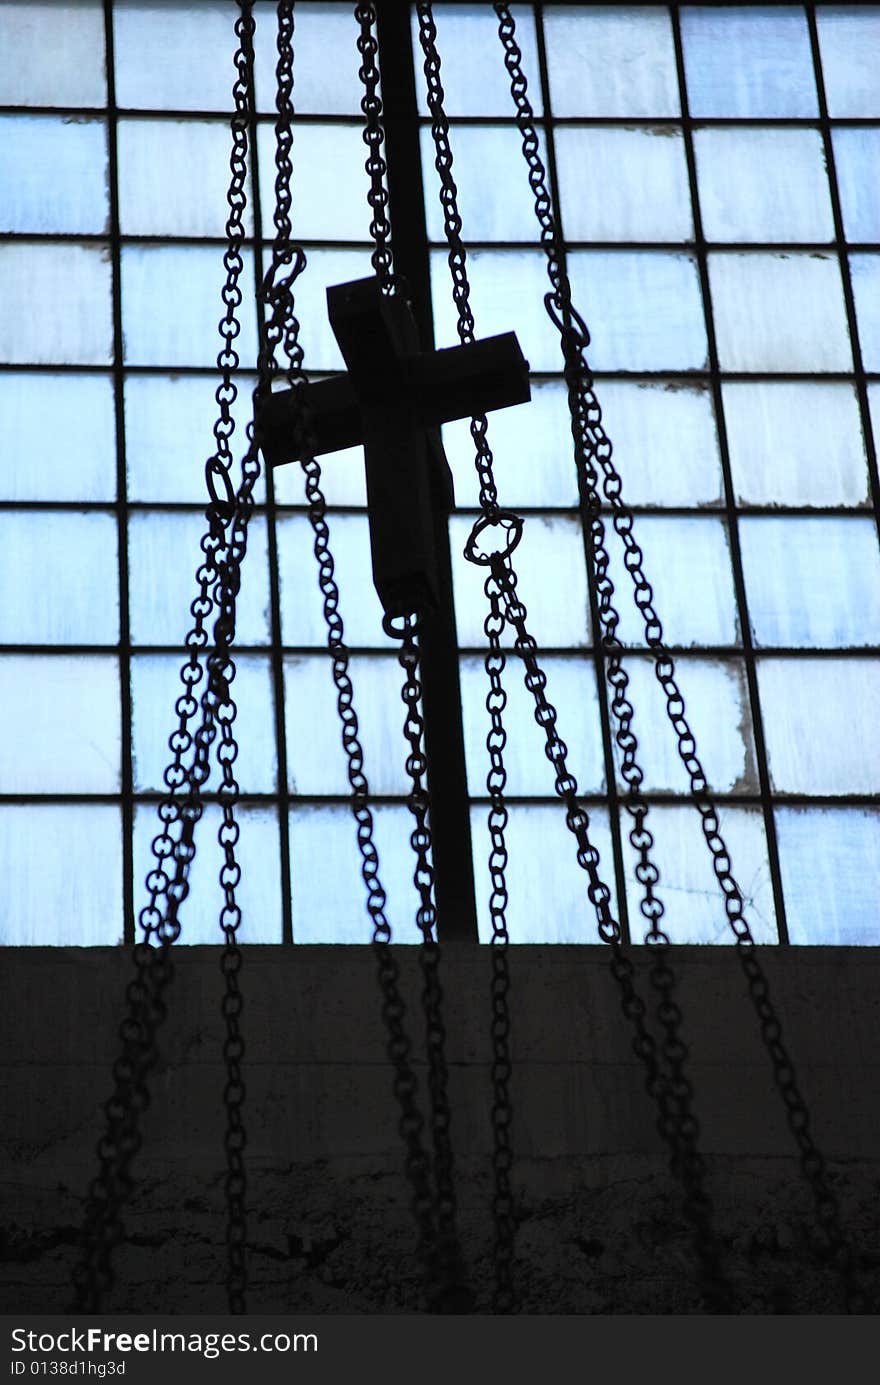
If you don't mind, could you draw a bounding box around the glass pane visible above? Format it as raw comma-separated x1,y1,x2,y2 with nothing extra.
620,804,776,944
832,128,880,244
0,373,116,502
850,256,880,372
603,516,739,648
723,381,869,508
777,807,880,944
131,653,276,794
118,119,254,237
125,373,263,503
0,0,107,107
441,381,578,510
460,654,605,797
0,244,112,366
555,126,692,243
0,804,122,946
133,801,281,944
0,116,108,234
568,252,708,371
114,0,246,112
263,247,376,372
285,654,411,796
0,654,120,792
758,657,880,793
816,6,880,118
431,248,560,373
289,803,425,943
680,6,817,118
471,803,616,943
450,513,591,649
413,4,541,118
128,511,271,647
277,513,391,649
272,436,367,508
544,5,678,117
253,1,366,116
597,382,722,508
610,656,757,795
121,245,259,368
257,122,369,242
422,124,548,244
708,253,852,372
694,128,834,244
740,518,880,649
0,511,119,644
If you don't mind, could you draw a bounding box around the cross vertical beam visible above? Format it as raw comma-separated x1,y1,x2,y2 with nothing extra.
374,0,479,944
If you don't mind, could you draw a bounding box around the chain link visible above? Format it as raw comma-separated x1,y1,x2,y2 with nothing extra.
355,3,398,296
493,1,862,1312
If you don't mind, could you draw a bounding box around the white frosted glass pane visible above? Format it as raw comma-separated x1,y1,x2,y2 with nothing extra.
0,244,112,366
611,657,756,795
832,129,880,244
285,654,410,796
621,805,776,944
289,804,423,943
723,382,869,508
122,246,259,368
413,4,541,117
118,120,254,237
741,518,880,649
0,512,119,644
568,252,707,371
257,123,369,242
0,373,116,502
471,803,616,943
441,382,578,509
131,653,276,794
0,805,122,945
461,654,605,797
816,6,880,118
128,512,271,646
605,516,738,648
0,0,107,106
133,802,281,944
422,125,548,243
431,249,560,372
850,256,880,372
680,6,817,117
597,382,722,507
544,5,678,117
450,513,591,649
556,127,692,243
277,513,391,649
777,807,880,944
272,438,367,508
114,0,243,111
759,658,880,793
0,116,108,234
0,655,120,792
708,253,851,373
125,373,263,503
253,1,365,115
265,248,375,371
695,128,833,244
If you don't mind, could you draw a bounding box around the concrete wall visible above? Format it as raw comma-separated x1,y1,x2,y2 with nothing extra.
2,945,878,1313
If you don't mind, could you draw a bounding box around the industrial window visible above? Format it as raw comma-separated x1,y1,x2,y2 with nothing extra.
0,1,878,946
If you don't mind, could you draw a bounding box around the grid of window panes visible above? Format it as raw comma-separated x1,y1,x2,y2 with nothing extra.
1,2,878,946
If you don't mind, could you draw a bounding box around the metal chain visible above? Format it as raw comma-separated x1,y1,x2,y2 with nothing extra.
355,3,397,295
493,1,862,1312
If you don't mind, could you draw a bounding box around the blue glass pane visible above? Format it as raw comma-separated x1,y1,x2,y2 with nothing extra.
0,804,122,946
0,655,121,793
253,1,365,115
556,126,692,243
414,4,541,118
0,0,107,107
114,0,243,112
708,253,852,372
0,116,108,234
544,5,678,117
595,382,722,508
441,382,578,510
832,129,880,244
263,247,376,372
272,438,367,509
257,122,369,242
695,128,833,244
0,373,116,502
759,657,880,794
0,244,113,366
816,6,880,118
118,119,254,238
422,124,549,244
431,248,560,372
777,807,880,944
850,256,880,372
680,6,817,117
277,513,391,649
122,245,259,368
0,511,119,644
568,252,707,371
